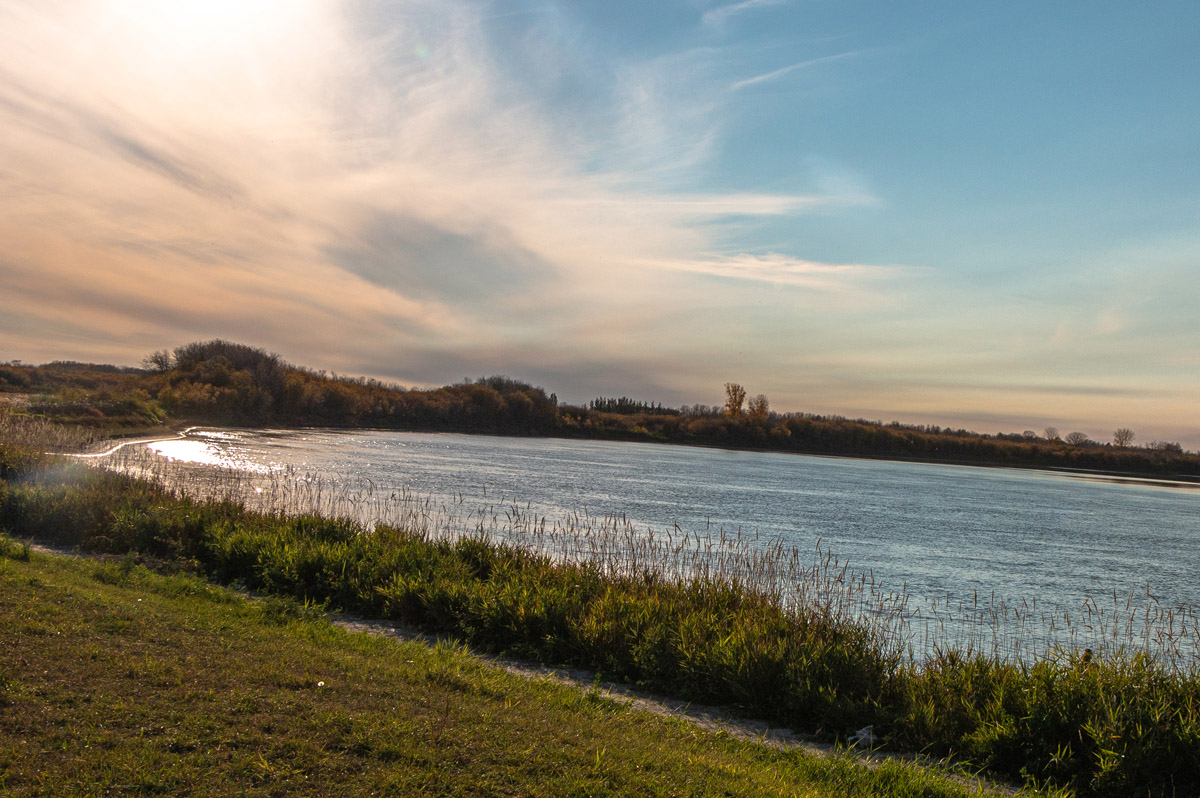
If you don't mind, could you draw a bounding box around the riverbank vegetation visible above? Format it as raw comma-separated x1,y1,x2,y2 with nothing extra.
3,339,1197,479
2,540,1023,797
1,435,1195,796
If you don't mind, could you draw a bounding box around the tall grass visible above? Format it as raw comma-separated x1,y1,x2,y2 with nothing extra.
101,442,1200,670
0,541,1029,798
3,432,1198,796
0,405,101,454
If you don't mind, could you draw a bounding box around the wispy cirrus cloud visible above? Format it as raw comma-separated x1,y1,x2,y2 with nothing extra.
1,1,1197,447
702,0,788,30
729,51,864,91
664,252,905,285
0,0,877,375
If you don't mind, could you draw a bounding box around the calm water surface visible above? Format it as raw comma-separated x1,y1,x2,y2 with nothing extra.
142,428,1199,658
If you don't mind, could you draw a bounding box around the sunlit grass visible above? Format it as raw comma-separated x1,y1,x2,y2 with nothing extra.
2,424,1198,796
0,405,101,453
0,541,1023,797
102,441,1200,669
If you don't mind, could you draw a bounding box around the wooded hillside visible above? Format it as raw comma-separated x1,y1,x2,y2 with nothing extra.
3,339,1196,479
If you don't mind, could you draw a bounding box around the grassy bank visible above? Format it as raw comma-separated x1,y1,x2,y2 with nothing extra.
1,444,1197,796
0,541,1016,797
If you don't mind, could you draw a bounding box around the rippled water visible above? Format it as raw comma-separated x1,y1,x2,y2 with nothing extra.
132,427,1200,662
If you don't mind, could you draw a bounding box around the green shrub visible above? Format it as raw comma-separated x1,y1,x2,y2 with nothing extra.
888,649,1200,796
2,453,1197,796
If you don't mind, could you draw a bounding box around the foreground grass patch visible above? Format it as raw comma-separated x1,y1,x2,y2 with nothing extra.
0,547,1017,797
3,447,1195,796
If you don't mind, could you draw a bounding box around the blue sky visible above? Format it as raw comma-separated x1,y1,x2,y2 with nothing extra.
2,0,1198,447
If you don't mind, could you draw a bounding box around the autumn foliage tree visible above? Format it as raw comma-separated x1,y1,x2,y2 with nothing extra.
6,340,1199,480
724,383,746,416
142,340,559,433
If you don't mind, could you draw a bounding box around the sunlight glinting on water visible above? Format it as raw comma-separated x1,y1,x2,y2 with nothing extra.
106,427,1200,668
146,435,275,474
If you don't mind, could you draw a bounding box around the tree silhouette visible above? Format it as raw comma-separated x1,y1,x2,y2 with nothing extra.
724,383,746,416
142,349,173,373
748,393,770,418
1113,428,1136,448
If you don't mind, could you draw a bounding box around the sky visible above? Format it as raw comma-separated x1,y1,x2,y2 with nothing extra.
2,0,1198,448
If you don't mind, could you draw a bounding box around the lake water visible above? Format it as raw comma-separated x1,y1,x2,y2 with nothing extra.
126,427,1199,663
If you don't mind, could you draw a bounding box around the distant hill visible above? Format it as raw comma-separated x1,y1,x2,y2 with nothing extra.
3,339,1197,480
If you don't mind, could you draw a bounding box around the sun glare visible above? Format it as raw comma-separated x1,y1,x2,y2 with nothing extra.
116,0,314,58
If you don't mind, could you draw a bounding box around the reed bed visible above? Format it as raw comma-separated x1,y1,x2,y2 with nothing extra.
99,443,1200,670
4,430,1198,796
0,405,102,453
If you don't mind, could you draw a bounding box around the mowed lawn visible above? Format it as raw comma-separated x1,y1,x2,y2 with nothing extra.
0,545,1019,797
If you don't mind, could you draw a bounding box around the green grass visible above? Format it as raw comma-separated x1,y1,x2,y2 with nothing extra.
0,546,1016,797
1,443,1196,796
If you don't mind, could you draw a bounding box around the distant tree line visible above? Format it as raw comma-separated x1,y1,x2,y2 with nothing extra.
1,342,1196,479
589,396,677,415
555,405,1199,479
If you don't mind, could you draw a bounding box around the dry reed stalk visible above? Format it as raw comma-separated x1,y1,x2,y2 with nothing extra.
97,441,1200,671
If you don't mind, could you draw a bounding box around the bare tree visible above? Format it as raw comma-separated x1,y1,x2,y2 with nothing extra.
1113,428,1136,448
748,393,770,418
1043,426,1059,441
724,383,747,416
142,349,174,373
1065,431,1090,446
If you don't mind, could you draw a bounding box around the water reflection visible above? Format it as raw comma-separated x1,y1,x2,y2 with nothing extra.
146,433,274,473
108,427,1199,665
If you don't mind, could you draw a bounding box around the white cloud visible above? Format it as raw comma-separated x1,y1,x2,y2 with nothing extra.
729,51,863,91
16,1,1193,446
653,252,909,293
702,0,788,29
0,0,881,376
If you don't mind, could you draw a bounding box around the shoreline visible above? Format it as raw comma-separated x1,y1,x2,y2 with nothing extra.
121,423,1200,490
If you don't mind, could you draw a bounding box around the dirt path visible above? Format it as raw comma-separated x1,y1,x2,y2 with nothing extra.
329,612,1019,796
30,542,1018,795
330,612,830,750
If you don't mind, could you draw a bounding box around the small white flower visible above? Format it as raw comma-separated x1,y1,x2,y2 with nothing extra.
317,681,325,688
